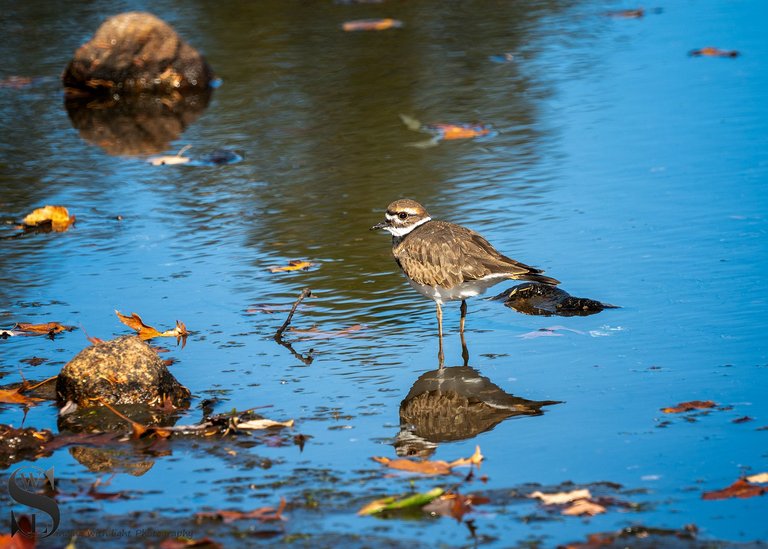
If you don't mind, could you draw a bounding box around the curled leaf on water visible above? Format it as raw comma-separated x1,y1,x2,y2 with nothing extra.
702,478,767,500
661,400,716,413
358,487,444,515
268,260,315,273
562,498,607,516
195,497,287,523
372,445,483,475
20,205,76,232
342,18,403,32
115,310,189,345
399,114,496,148
689,47,739,58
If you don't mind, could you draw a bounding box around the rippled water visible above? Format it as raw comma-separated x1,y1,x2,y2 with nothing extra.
1,1,767,547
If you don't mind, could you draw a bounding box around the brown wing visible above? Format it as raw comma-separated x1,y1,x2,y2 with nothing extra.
394,221,559,288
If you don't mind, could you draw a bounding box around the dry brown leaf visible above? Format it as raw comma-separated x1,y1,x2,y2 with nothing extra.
423,492,490,521
661,400,716,413
529,489,592,505
195,497,286,524
268,260,315,273
0,386,43,406
14,322,74,335
236,418,294,430
702,478,768,500
562,498,607,516
22,205,76,231
746,472,768,484
98,398,173,439
115,311,188,343
690,47,739,58
159,537,223,549
373,446,483,476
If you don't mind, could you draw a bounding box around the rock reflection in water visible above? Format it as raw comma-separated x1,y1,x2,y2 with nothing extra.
396,365,561,457
64,90,211,156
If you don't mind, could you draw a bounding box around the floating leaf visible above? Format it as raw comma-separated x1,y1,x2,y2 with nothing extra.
429,123,492,141
372,445,482,476
342,18,403,32
689,47,739,58
0,386,43,406
268,260,315,273
115,310,188,343
661,400,716,413
529,489,592,505
196,497,286,523
98,398,173,439
358,487,444,515
21,205,76,232
14,322,74,335
702,478,767,500
160,537,223,549
236,418,295,430
562,498,607,516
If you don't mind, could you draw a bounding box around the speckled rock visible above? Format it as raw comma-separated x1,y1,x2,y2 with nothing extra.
56,335,190,407
62,11,214,94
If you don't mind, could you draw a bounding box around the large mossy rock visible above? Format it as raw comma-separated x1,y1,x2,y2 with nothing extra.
62,11,214,94
56,335,190,407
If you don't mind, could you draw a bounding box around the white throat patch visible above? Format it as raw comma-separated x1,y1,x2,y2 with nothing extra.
385,216,431,237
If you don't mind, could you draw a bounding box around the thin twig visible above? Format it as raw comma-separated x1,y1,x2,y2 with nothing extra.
275,288,312,338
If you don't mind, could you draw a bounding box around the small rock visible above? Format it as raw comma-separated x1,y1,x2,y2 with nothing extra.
62,11,214,94
56,335,190,407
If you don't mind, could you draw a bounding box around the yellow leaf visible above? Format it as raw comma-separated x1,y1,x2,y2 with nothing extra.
22,205,76,231
268,260,314,273
115,310,162,339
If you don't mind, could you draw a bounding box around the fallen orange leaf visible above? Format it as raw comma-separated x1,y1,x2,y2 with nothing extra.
661,400,716,413
423,492,490,521
115,310,188,342
268,260,314,273
0,386,43,406
0,515,36,549
690,46,739,58
14,322,74,335
373,445,483,475
432,124,491,140
702,478,767,500
22,205,76,232
195,497,287,523
342,18,403,32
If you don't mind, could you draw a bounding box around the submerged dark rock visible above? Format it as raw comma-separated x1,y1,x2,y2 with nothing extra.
494,282,618,317
62,12,214,94
56,335,190,407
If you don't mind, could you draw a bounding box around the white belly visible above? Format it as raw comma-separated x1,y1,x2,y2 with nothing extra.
406,275,508,305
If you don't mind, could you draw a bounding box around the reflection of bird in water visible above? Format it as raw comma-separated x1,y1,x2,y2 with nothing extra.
371,199,558,365
395,365,561,457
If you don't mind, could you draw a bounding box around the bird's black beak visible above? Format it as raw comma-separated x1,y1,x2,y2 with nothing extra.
370,220,389,231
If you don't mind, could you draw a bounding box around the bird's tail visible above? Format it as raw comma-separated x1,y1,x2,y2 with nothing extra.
520,271,560,286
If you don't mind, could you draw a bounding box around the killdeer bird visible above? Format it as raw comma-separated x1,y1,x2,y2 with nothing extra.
371,199,559,352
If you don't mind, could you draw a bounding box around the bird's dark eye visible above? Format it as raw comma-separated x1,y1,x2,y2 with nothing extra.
398,212,408,220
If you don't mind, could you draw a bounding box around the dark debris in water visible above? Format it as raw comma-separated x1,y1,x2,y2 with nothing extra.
494,282,619,316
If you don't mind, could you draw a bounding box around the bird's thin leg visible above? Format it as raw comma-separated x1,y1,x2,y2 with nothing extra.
436,302,445,368
460,299,467,334
460,329,469,367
